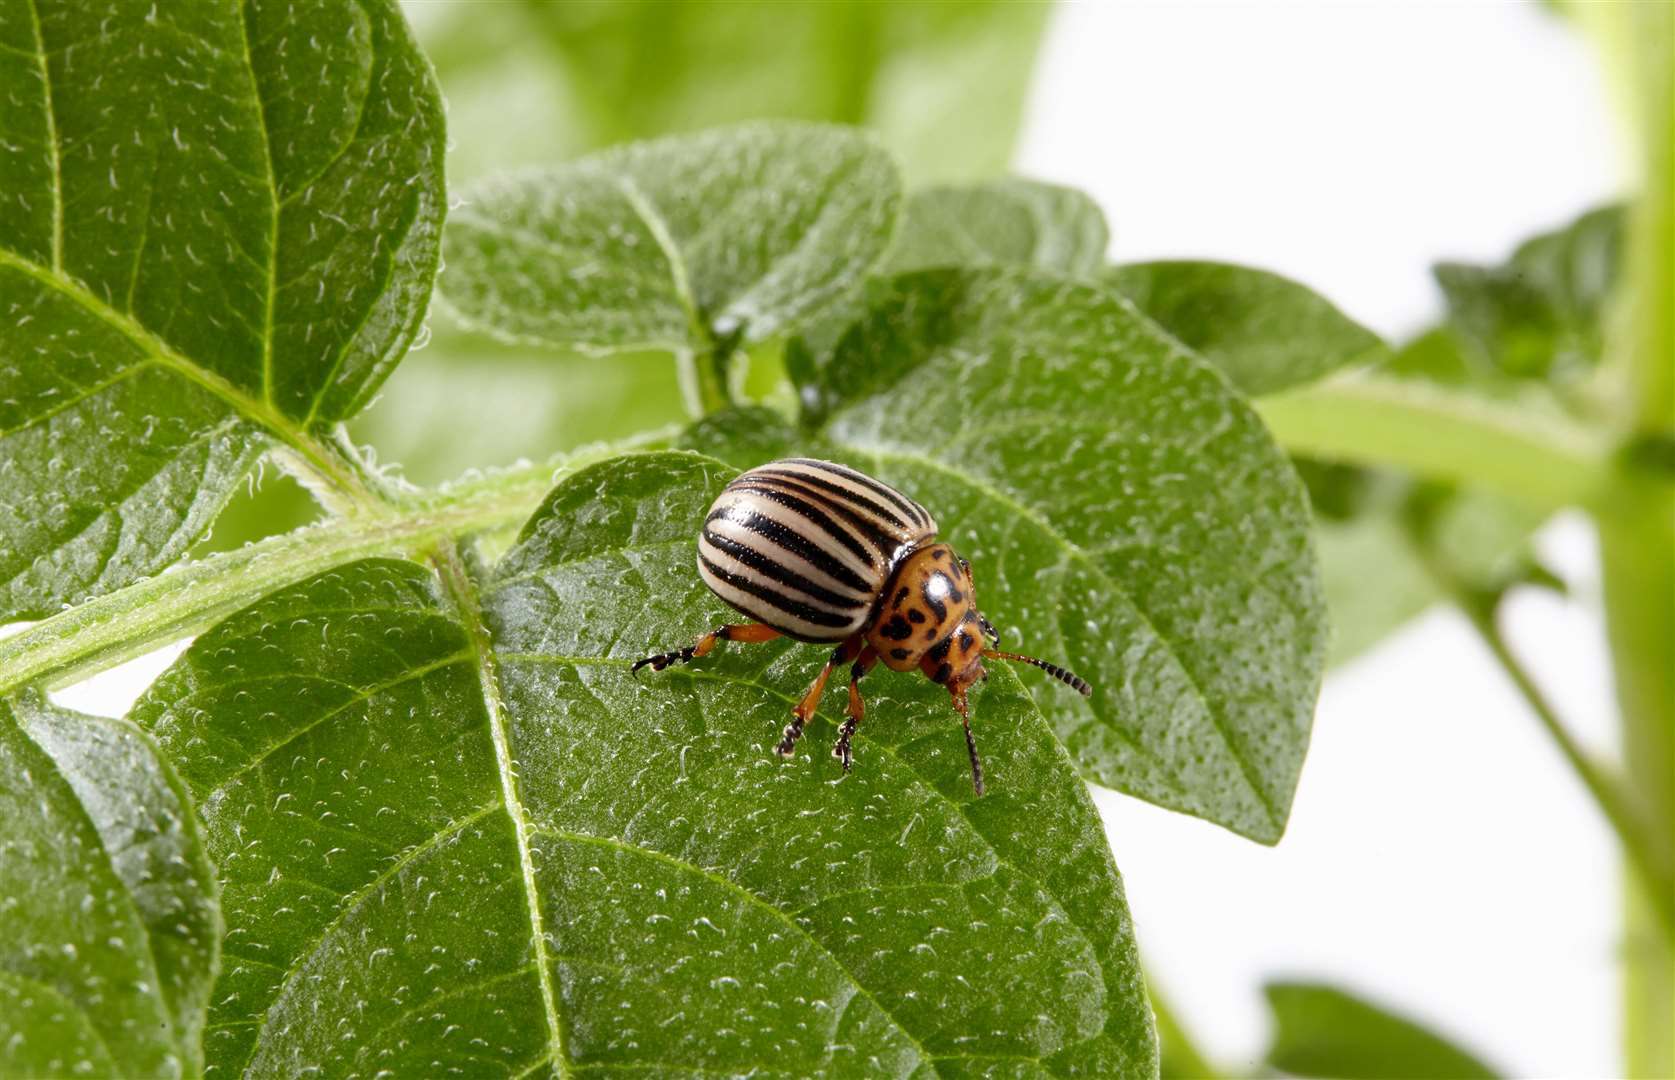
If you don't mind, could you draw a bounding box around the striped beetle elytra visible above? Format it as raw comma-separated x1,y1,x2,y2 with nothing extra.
633,458,1091,795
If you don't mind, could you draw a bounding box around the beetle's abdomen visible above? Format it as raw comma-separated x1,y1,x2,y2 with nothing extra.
698,458,938,642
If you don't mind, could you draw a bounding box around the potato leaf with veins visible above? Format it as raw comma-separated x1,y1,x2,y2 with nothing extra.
0,0,444,619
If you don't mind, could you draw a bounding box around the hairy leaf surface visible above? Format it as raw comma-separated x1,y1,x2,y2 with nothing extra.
135,453,1156,1078
888,179,1110,276
1263,981,1501,1079
699,268,1326,843
0,696,219,1079
441,123,901,354
1106,261,1386,395
0,0,444,620
792,178,1112,371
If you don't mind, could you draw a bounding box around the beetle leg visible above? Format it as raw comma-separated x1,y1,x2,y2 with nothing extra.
778,636,862,758
833,645,879,772
950,684,985,797
632,622,781,674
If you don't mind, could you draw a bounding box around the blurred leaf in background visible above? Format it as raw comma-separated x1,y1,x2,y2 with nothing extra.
1433,204,1623,386
1273,203,1622,667
406,0,1051,186
1262,980,1502,1079
350,0,1055,503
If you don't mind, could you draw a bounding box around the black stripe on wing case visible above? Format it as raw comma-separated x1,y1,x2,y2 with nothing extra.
703,508,874,593
724,483,880,565
698,552,854,628
785,458,931,528
737,477,893,553
754,467,910,529
700,530,869,612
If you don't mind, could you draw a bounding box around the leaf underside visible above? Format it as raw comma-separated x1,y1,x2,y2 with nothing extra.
134,453,1156,1078
0,0,444,620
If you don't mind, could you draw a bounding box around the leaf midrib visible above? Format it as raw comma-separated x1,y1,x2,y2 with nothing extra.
840,437,1286,833
607,171,712,351
497,648,1121,1071
433,545,570,1078
22,0,63,273
0,246,375,508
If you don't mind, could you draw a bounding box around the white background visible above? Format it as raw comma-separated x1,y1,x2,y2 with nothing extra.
1016,2,1627,1077
44,3,1628,1077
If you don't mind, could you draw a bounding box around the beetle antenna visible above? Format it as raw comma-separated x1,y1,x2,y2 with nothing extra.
981,650,1092,696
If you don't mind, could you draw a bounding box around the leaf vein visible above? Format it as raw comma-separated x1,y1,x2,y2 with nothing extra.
853,441,1284,829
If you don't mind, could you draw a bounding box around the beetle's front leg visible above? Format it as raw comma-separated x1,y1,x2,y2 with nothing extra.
833,645,878,772
632,622,781,674
950,684,985,797
778,635,863,758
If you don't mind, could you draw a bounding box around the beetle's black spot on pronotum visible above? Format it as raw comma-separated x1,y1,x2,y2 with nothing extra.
932,549,948,561
949,587,964,603
927,636,953,662
933,662,953,683
907,609,926,624
893,586,909,607
880,614,912,641
957,629,973,650
890,647,911,661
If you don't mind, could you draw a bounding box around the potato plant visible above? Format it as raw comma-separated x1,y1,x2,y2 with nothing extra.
1,2,1668,1078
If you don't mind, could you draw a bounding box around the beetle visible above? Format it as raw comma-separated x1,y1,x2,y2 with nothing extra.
633,457,1091,795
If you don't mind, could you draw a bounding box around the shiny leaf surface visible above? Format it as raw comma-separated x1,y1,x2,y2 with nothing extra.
441,123,901,354
703,268,1327,843
888,179,1110,275
0,696,218,1079
133,453,1156,1078
0,0,445,619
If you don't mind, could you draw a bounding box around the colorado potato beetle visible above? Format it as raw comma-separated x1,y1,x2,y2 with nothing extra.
634,458,1091,795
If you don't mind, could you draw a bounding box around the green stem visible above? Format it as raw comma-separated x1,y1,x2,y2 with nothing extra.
674,321,745,419
1457,583,1672,939
1580,2,1675,1071
0,466,556,696
1149,982,1224,1080
1598,495,1675,1079
1255,377,1614,512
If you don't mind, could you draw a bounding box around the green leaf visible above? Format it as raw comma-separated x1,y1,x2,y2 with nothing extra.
1263,981,1501,1079
347,316,689,486
1313,510,1438,667
415,1,1050,187
0,0,445,620
441,122,901,355
1289,329,1558,667
1105,261,1387,395
888,179,1110,276
789,178,1112,368
698,268,1327,844
0,695,219,1079
134,453,1157,1078
1433,204,1623,381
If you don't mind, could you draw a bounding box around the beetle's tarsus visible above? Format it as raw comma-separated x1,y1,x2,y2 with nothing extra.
776,715,806,758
